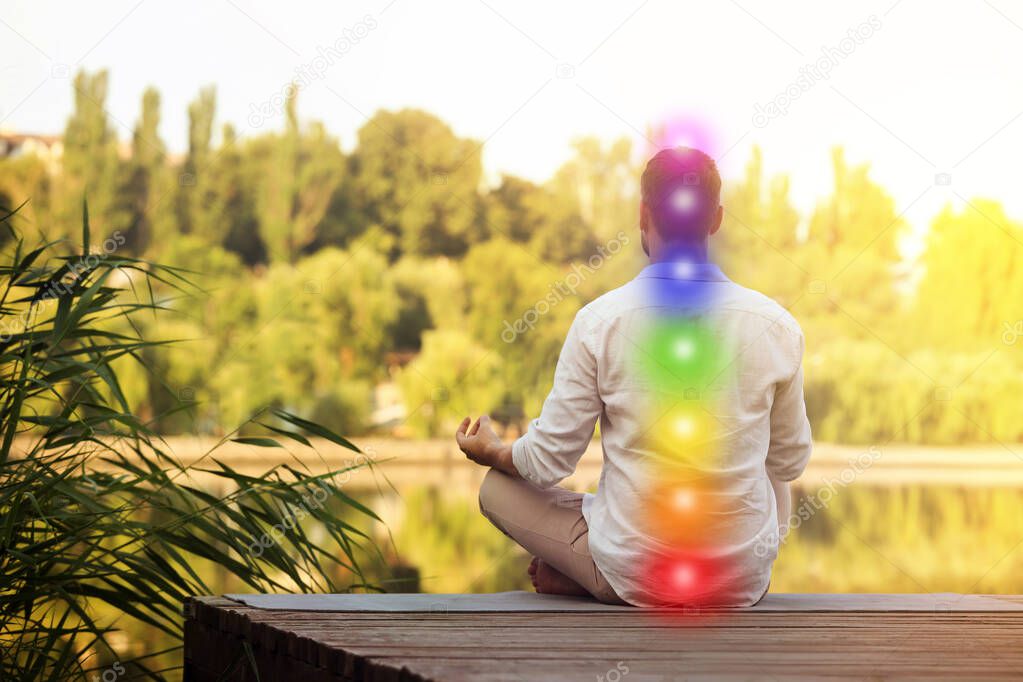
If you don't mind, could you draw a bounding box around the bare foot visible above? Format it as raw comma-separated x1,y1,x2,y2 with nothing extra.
527,556,541,590
528,558,590,597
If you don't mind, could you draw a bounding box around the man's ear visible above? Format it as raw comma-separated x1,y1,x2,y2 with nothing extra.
639,202,651,256
708,204,724,237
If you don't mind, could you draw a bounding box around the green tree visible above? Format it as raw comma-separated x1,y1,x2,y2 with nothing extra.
804,148,907,334
913,200,1023,350
549,136,637,242
59,69,122,239
714,146,805,306
396,329,503,437
388,256,467,350
254,87,346,263
117,87,173,253
485,175,597,263
461,238,578,425
213,123,266,264
351,108,483,258
204,246,399,433
175,85,217,239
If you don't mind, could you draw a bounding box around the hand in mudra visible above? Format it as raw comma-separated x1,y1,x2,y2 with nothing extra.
455,415,515,475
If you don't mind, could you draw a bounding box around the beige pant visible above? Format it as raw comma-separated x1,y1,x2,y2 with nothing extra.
479,469,792,606
478,469,627,605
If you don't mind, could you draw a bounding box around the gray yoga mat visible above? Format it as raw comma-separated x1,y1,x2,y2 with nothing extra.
224,590,1023,612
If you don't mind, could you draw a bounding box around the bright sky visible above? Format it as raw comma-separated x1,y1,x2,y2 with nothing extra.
4,0,1023,245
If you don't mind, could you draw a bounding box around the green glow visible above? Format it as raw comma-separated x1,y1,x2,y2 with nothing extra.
636,318,724,396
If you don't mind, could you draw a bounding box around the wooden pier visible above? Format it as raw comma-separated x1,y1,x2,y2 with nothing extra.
184,593,1023,680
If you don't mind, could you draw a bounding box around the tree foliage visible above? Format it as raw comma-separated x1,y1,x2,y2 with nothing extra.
2,68,1021,445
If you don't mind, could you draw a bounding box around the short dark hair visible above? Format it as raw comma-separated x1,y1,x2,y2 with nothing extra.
641,147,721,238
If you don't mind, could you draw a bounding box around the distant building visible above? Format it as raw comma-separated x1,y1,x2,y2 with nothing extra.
0,129,182,171
369,352,418,432
371,381,407,430
0,130,64,173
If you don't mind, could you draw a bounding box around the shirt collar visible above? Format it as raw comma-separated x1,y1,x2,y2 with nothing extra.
637,260,730,282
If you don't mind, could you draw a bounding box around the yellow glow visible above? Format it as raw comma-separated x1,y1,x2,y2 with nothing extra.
674,416,696,438
643,406,717,465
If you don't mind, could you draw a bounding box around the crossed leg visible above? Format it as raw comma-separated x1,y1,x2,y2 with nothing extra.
479,468,791,605
478,468,627,605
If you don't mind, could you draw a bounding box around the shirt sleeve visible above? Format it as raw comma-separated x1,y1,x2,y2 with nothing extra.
765,329,813,482
512,309,602,489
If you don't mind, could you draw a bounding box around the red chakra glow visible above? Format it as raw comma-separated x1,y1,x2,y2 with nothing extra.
642,551,731,606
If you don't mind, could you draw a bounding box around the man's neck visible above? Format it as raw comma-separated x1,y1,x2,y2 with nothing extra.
649,241,710,265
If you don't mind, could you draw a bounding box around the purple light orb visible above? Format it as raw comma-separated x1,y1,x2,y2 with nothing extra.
648,112,721,160
669,187,699,214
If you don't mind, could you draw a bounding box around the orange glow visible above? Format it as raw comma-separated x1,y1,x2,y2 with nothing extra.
671,487,697,511
643,477,722,545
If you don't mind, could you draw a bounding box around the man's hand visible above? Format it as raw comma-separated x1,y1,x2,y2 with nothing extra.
455,415,516,476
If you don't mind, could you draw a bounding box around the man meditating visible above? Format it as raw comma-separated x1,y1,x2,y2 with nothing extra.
455,147,812,607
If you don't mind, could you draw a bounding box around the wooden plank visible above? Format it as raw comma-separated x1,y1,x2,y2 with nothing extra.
223,591,1023,612
184,595,1023,681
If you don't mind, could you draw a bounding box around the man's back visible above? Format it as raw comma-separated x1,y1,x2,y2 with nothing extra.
512,261,812,606
464,147,813,606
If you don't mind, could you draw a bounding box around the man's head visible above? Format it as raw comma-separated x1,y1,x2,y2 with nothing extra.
639,147,723,261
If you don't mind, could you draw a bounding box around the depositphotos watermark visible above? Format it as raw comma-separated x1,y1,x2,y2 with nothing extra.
501,231,630,343
332,448,377,487
752,15,882,128
247,483,330,557
51,231,128,299
245,448,375,557
1002,320,1023,345
753,445,882,558
596,661,629,682
0,231,127,343
91,661,125,682
248,15,378,128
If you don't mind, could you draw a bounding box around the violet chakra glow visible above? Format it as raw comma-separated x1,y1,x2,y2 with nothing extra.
649,114,722,160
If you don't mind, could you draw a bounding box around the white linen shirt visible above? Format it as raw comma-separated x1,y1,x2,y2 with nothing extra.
511,261,812,606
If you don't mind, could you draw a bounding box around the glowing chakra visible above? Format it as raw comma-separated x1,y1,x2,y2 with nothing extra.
674,416,696,438
673,337,695,360
673,260,695,279
648,114,720,158
671,562,696,589
672,487,697,511
670,187,698,213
